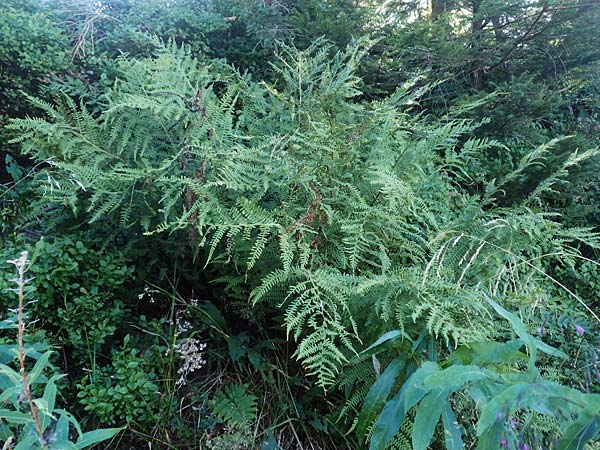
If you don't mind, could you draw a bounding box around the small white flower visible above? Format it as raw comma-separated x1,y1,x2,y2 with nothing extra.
173,337,207,387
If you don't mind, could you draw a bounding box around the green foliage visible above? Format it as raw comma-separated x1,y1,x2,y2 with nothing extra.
9,39,599,393
0,251,121,449
0,0,71,119
77,337,159,426
365,299,600,450
2,1,600,448
0,0,73,182
212,384,258,428
0,236,132,349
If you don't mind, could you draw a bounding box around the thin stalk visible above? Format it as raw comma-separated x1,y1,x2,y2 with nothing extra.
12,251,47,448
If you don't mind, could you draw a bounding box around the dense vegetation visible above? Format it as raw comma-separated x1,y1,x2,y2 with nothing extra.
1,0,600,448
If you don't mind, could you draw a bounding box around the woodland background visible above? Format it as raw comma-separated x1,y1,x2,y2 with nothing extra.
1,0,600,449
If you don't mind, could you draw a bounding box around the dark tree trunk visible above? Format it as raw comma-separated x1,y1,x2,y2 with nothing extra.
430,0,448,20
470,0,486,89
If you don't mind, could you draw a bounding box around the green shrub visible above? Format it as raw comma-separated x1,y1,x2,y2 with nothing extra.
7,31,600,449
77,336,159,427
0,251,121,449
0,236,132,349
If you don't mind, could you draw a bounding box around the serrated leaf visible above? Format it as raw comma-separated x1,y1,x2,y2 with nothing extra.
228,335,247,364
212,384,258,428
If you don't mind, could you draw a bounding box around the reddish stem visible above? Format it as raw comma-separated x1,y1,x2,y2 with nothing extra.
14,252,46,448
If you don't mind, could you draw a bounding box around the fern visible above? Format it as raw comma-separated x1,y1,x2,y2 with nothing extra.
8,38,599,393
211,384,258,428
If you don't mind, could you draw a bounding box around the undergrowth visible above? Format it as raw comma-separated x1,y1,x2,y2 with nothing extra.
1,3,600,448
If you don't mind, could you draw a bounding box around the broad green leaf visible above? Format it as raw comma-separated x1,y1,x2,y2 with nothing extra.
447,340,527,366
0,386,21,406
369,384,408,450
484,298,566,360
477,383,529,435
0,374,13,391
0,363,21,383
404,362,439,410
441,401,464,450
27,351,51,385
467,386,489,407
558,414,600,450
14,435,39,450
0,422,13,441
45,374,64,408
357,358,404,440
369,363,437,450
485,296,541,371
412,388,447,450
423,365,489,392
75,427,122,449
476,421,504,450
49,442,79,450
5,154,24,181
484,297,530,342
228,335,247,364
33,398,49,415
0,344,49,365
0,409,35,424
41,374,64,431
361,330,403,355
54,409,82,437
55,412,71,442
0,319,17,330
261,430,281,450
533,339,567,360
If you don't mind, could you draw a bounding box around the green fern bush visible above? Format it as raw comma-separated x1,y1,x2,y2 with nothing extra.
8,39,600,447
